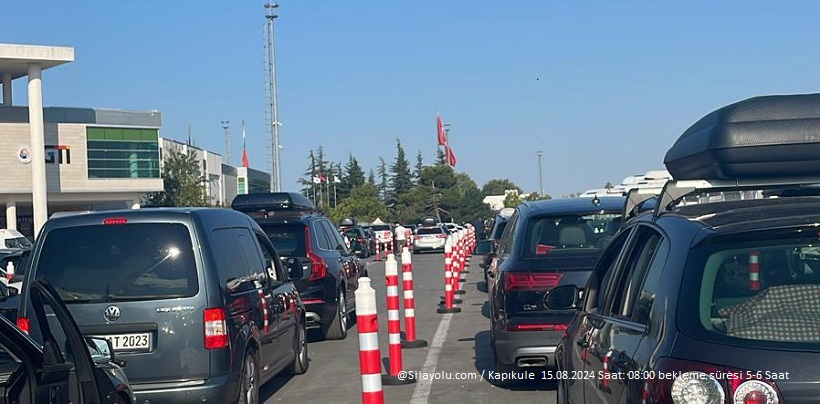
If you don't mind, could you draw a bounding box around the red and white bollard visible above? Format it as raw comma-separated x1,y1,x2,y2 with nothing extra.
382,254,415,385
355,277,385,404
438,238,461,313
400,247,427,348
453,235,466,295
749,251,761,291
375,240,382,261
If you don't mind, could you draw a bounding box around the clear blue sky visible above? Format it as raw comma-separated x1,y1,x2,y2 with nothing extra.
6,1,820,197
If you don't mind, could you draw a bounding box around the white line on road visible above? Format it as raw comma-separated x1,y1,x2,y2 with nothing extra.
409,312,453,404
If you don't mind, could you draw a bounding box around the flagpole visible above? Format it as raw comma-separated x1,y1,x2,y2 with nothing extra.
444,123,452,167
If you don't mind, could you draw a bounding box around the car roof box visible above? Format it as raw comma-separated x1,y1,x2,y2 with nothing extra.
231,192,315,215
340,218,356,226
664,93,820,181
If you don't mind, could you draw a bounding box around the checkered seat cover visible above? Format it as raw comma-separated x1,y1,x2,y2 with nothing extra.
718,284,820,342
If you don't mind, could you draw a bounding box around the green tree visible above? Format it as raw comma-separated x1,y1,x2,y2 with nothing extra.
414,150,424,184
368,169,376,186
144,148,210,207
390,139,414,202
525,192,552,201
436,148,446,166
482,179,523,196
298,150,318,201
503,192,524,208
337,154,364,202
451,187,493,222
377,157,389,202
330,183,389,223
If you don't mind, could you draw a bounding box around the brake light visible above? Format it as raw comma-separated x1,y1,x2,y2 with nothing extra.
204,308,228,349
507,323,568,331
103,218,128,225
437,234,447,239
16,317,30,334
305,228,327,281
504,272,563,291
644,358,783,404
357,237,364,242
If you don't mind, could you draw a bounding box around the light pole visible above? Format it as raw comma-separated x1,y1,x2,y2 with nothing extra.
537,150,544,197
265,2,282,191
221,120,231,165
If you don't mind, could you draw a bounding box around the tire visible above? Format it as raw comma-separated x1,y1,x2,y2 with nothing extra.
286,323,309,375
236,350,260,404
323,290,348,340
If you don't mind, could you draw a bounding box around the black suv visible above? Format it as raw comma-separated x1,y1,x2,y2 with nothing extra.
233,193,365,341
556,93,820,403
476,196,625,385
17,208,308,403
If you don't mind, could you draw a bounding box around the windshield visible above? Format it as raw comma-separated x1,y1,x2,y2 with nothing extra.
5,237,32,249
263,224,307,257
417,228,444,235
523,213,623,258
36,223,198,303
683,235,820,349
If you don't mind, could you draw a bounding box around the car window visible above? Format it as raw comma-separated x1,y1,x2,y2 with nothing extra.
496,211,519,257
321,220,347,250
211,228,257,293
630,238,669,324
587,228,632,313
262,223,307,257
313,221,333,250
36,223,198,303
608,229,662,319
523,213,622,258
255,234,283,283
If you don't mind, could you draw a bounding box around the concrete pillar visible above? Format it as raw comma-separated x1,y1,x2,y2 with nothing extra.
5,200,17,230
2,73,11,106
28,63,48,239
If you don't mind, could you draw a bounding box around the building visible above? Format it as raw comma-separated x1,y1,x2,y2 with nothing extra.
222,164,272,205
159,138,224,205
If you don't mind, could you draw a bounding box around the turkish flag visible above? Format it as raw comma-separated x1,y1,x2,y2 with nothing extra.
241,148,249,168
437,114,447,146
446,144,457,167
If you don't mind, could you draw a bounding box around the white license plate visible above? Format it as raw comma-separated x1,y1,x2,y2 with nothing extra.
97,333,151,351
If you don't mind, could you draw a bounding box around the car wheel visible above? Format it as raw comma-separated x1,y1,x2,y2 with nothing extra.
323,290,348,340
237,350,260,404
287,323,309,375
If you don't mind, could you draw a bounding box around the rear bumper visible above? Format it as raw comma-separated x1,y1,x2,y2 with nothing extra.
494,329,563,369
132,373,238,403
413,242,446,251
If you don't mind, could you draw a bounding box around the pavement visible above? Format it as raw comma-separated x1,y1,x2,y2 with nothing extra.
261,250,558,404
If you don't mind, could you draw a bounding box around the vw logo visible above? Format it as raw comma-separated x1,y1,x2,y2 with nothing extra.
104,305,121,322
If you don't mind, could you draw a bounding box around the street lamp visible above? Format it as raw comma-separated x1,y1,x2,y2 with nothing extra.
537,150,544,197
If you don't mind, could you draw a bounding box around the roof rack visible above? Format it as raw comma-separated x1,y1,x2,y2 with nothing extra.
622,186,664,220
652,177,820,217
231,192,315,216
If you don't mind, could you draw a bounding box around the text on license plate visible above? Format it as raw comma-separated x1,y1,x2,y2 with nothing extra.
99,333,151,351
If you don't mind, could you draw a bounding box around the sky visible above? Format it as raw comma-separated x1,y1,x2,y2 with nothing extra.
6,1,820,198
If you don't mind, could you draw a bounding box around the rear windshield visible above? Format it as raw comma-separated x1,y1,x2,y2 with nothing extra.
523,213,622,258
682,234,820,349
343,229,361,239
263,224,307,257
370,225,390,231
36,223,198,303
417,228,444,235
5,237,32,249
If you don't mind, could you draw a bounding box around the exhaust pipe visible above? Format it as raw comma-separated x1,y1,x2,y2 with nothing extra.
516,357,548,368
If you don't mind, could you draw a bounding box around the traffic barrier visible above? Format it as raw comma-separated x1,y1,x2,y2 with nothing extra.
375,240,382,261
452,238,466,295
382,255,415,385
355,277,385,404
5,261,14,282
749,251,761,291
400,247,427,348
437,239,461,313
460,231,471,274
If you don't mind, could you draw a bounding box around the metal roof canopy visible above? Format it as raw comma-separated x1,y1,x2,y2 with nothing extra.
0,43,74,80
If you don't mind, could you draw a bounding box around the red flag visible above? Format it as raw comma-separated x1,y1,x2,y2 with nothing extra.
437,114,447,146
446,144,457,167
241,121,249,168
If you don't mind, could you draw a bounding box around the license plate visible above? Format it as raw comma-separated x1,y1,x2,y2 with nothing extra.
96,333,151,351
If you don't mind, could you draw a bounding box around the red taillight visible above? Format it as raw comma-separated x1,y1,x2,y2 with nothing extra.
437,234,447,239
204,308,228,349
16,317,30,334
103,218,128,225
357,237,364,242
507,323,568,331
301,298,326,305
504,272,563,291
305,228,327,281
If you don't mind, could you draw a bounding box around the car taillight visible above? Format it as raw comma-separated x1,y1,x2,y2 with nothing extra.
644,358,782,404
204,308,228,349
504,272,563,291
357,237,364,242
16,317,29,334
507,323,568,331
305,228,327,281
437,234,447,239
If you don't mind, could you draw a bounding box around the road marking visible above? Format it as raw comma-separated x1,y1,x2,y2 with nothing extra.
409,312,453,404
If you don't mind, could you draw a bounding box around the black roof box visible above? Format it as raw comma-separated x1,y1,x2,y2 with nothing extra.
664,93,820,181
340,218,356,226
231,192,315,214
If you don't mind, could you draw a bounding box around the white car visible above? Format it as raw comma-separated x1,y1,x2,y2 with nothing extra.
413,226,448,253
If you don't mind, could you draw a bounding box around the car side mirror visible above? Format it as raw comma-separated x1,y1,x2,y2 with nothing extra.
475,240,494,255
87,337,127,367
545,285,581,310
286,258,304,281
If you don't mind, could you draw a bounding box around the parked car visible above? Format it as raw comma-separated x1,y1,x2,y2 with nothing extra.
412,225,449,253
476,196,625,386
556,93,820,403
17,208,308,403
341,225,372,258
370,223,396,247
480,210,515,283
233,192,365,341
0,279,137,403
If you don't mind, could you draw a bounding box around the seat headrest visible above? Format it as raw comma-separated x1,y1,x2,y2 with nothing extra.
559,226,587,247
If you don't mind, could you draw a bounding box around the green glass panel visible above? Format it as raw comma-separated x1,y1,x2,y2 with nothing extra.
104,128,124,140
87,127,105,140
122,129,142,141
141,129,159,141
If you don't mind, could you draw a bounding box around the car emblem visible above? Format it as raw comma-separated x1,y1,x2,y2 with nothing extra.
104,305,121,322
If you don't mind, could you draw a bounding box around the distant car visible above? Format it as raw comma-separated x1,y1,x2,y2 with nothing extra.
413,226,449,253
476,196,625,386
370,224,396,247
341,225,372,258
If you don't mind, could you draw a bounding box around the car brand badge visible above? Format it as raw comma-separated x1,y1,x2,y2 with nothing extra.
104,305,121,322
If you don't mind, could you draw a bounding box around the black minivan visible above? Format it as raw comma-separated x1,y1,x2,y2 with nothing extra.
17,208,308,403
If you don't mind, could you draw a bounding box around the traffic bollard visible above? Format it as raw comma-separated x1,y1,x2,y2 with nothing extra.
382,255,415,385
437,239,461,313
400,247,428,348
375,240,382,261
355,277,385,404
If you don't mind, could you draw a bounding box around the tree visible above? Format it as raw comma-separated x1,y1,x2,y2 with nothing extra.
377,157,389,202
367,169,376,186
525,192,552,201
330,183,389,224
390,139,414,202
436,148,446,166
482,179,523,196
414,150,424,184
337,154,365,202
503,193,523,209
298,150,318,201
144,148,210,207
451,187,493,222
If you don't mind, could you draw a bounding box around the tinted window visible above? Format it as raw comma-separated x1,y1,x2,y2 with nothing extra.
370,225,391,232
496,212,519,257
490,219,509,240
36,223,198,303
417,228,445,235
586,228,631,313
256,234,284,283
343,229,362,239
210,229,258,292
262,224,307,257
5,237,32,249
313,221,333,250
321,220,346,250
608,230,662,318
523,213,622,258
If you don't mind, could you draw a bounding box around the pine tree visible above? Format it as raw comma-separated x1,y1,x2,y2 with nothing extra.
436,148,446,165
414,150,424,185
298,150,318,202
368,169,376,186
377,157,389,202
339,154,365,201
390,139,414,202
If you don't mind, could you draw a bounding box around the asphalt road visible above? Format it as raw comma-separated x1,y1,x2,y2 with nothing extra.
261,250,558,404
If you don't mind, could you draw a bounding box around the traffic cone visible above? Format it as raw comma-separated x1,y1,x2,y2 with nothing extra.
355,277,385,404
438,239,461,314
382,255,415,386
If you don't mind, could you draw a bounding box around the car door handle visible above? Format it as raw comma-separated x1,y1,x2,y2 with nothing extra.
576,339,590,348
